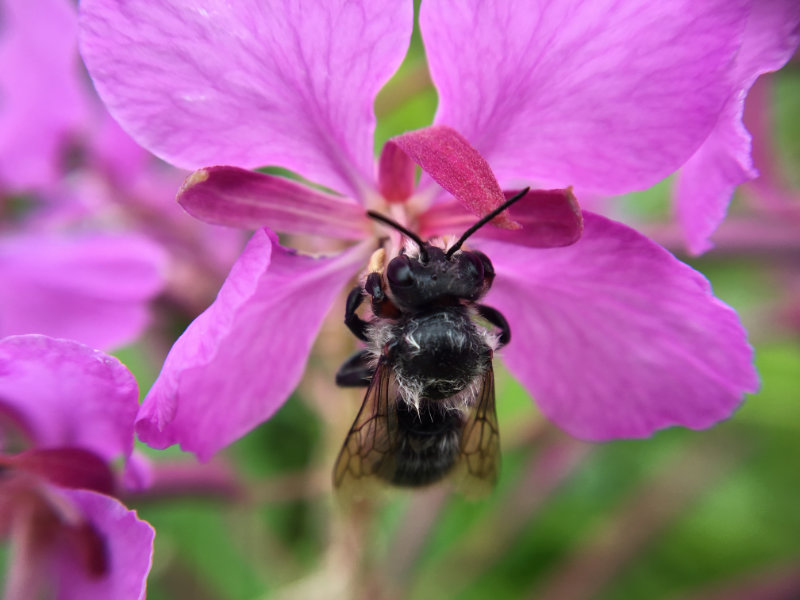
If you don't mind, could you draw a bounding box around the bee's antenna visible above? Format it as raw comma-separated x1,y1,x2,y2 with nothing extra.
445,187,531,259
367,210,429,262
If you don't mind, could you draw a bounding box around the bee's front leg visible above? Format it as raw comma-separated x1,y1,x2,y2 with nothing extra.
344,285,370,342
366,271,401,319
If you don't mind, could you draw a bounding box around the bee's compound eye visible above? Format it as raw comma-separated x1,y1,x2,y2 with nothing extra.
386,256,414,288
462,251,485,282
471,250,494,281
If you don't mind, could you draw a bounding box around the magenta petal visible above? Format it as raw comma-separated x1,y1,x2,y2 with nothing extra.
0,0,88,189
0,335,139,460
420,188,583,248
137,229,371,460
5,448,115,495
0,233,166,350
87,111,154,184
178,166,370,239
78,0,413,198
676,0,800,254
674,101,757,255
479,212,758,440
388,126,517,228
378,142,416,203
52,489,154,600
422,0,750,193
121,452,154,493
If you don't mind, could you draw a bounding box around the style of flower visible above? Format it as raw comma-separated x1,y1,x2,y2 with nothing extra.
0,334,154,600
78,0,759,460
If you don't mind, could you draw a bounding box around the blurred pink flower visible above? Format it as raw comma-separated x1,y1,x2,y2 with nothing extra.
0,233,167,350
0,0,253,348
79,0,759,460
0,335,153,600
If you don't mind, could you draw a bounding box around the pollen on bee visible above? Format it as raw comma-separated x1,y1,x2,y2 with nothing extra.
367,248,386,273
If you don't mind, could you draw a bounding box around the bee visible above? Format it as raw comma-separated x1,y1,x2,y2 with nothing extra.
332,188,530,496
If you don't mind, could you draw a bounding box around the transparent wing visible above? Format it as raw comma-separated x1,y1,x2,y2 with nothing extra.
332,359,399,496
453,366,501,498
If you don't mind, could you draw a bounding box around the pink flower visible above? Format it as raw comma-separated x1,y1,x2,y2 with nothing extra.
0,335,153,600
78,0,759,460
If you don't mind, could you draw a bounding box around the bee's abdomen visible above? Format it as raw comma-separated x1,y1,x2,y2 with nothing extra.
388,400,464,487
389,307,491,401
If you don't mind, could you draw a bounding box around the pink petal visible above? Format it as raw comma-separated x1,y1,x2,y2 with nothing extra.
86,111,154,184
121,452,154,493
420,188,583,248
52,489,154,600
421,0,750,193
479,212,758,440
675,0,800,254
388,126,517,228
0,0,88,190
137,229,372,460
0,335,139,460
4,448,115,495
674,101,757,255
377,142,416,203
101,166,246,279
78,0,413,198
0,233,166,350
178,166,370,239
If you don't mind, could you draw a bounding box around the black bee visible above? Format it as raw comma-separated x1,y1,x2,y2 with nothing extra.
332,188,529,496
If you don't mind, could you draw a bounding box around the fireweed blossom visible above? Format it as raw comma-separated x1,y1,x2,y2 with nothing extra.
0,335,154,600
79,0,759,460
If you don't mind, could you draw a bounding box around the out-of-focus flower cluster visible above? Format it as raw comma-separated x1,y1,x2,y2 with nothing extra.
0,0,244,351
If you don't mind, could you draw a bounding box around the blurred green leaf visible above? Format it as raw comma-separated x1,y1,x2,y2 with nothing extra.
137,500,266,600
774,69,800,189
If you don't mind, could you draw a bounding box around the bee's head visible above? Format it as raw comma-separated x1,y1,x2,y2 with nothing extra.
383,243,494,308
367,187,529,310
367,188,529,309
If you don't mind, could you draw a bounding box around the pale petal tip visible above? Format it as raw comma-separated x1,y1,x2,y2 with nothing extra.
180,168,210,196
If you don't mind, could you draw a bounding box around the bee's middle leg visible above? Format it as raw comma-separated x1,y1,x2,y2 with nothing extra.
335,349,375,387
477,304,511,348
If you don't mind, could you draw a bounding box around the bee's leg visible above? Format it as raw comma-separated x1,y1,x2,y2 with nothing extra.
477,304,511,348
366,272,401,318
364,272,384,303
335,349,375,387
344,286,370,342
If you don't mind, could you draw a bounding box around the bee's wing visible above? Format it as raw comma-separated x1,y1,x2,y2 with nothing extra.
453,366,501,498
332,359,399,496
